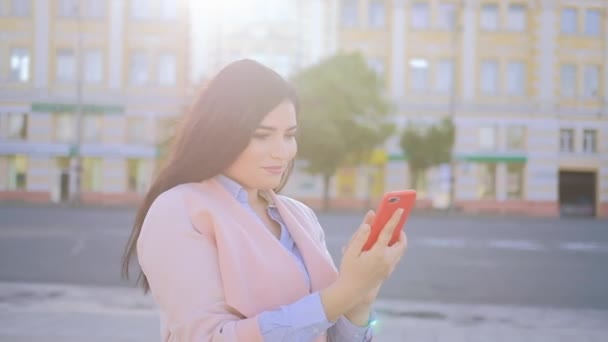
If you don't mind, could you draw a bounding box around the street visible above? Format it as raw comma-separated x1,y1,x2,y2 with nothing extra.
1,204,607,310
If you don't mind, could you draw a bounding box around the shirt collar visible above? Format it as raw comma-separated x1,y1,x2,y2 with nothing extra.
215,174,276,207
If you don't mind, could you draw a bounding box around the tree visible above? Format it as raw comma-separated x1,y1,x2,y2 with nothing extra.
399,117,455,192
291,52,394,211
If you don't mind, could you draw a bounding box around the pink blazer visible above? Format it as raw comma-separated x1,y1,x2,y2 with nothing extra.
137,178,339,341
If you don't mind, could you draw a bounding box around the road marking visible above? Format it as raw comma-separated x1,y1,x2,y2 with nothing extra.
489,240,546,251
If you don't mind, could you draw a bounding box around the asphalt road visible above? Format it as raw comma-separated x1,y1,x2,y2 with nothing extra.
1,204,607,311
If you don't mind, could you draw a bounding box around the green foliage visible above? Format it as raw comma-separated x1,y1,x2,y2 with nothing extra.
290,52,394,209
399,117,455,189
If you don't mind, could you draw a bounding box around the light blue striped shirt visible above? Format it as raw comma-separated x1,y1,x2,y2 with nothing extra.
216,175,373,341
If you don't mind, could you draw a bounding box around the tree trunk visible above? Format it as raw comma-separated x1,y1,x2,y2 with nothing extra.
322,173,331,212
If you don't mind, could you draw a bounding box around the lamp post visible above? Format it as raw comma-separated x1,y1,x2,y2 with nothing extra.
69,1,84,204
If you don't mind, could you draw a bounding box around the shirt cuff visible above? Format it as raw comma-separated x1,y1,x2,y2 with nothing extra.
329,310,376,341
258,291,333,337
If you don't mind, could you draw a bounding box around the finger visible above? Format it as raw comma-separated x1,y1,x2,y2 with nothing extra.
387,232,408,262
363,210,376,226
375,208,403,248
346,223,371,257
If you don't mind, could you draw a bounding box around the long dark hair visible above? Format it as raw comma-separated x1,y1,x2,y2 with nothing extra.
122,59,299,291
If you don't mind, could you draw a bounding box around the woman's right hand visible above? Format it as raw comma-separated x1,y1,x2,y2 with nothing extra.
336,208,407,298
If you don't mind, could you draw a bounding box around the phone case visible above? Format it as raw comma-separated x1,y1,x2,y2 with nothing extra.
362,190,417,251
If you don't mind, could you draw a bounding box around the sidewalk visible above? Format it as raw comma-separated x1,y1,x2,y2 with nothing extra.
0,282,607,341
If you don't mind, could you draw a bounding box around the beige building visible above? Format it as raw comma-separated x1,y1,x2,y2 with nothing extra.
0,0,190,204
285,0,608,218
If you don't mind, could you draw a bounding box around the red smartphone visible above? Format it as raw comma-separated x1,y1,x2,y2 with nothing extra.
362,190,416,251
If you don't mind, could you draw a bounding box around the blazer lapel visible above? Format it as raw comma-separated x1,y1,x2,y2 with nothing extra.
270,192,339,293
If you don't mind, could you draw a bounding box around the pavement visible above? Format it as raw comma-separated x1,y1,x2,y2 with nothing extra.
1,282,607,342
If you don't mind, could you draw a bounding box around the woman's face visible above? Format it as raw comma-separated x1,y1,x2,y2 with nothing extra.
224,100,298,191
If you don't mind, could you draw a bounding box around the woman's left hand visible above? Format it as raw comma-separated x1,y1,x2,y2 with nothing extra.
341,210,407,324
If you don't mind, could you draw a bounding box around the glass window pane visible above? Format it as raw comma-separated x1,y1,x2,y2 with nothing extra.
477,163,496,199
560,65,576,98
507,62,525,96
58,0,78,17
481,60,498,95
410,58,429,91
8,155,28,190
411,2,429,29
369,1,385,27
560,128,574,152
436,59,454,93
160,0,177,20
506,125,526,150
130,52,148,85
507,4,526,31
479,126,497,150
84,50,103,84
481,4,498,31
507,164,524,199
158,53,176,86
11,0,30,16
367,58,385,79
55,113,76,142
439,2,456,30
10,48,30,82
585,9,601,36
57,49,75,83
341,0,357,27
583,129,597,153
583,65,600,98
561,8,578,34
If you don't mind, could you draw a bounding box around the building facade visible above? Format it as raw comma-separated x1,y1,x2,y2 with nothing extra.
285,0,608,218
0,0,190,204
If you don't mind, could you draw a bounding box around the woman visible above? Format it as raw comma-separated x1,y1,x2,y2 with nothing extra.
122,59,407,341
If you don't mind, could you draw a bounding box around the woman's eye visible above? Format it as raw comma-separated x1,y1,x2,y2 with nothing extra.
285,134,296,139
252,134,269,140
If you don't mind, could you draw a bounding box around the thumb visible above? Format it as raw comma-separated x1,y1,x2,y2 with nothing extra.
346,224,371,257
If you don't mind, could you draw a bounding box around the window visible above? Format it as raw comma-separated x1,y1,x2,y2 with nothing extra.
54,113,76,143
56,49,75,83
11,0,30,16
158,53,176,86
127,159,151,193
561,8,578,35
507,164,524,199
506,125,526,150
83,0,104,18
84,50,103,84
83,115,102,143
130,51,149,85
82,158,103,192
507,62,525,96
583,65,600,98
127,117,148,144
159,0,177,20
341,0,357,27
7,155,27,190
478,163,496,199
560,128,574,153
58,0,78,17
410,58,429,91
480,4,498,31
131,0,152,19
507,4,526,31
560,65,576,98
438,2,457,30
369,0,385,28
479,126,497,150
481,60,498,95
6,113,28,140
583,129,597,153
411,2,429,29
10,48,30,82
367,58,385,79
436,59,454,93
585,9,601,36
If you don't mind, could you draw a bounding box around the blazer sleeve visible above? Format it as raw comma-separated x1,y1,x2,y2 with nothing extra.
136,189,263,342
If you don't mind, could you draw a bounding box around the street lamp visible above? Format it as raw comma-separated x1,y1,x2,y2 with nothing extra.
69,1,84,204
